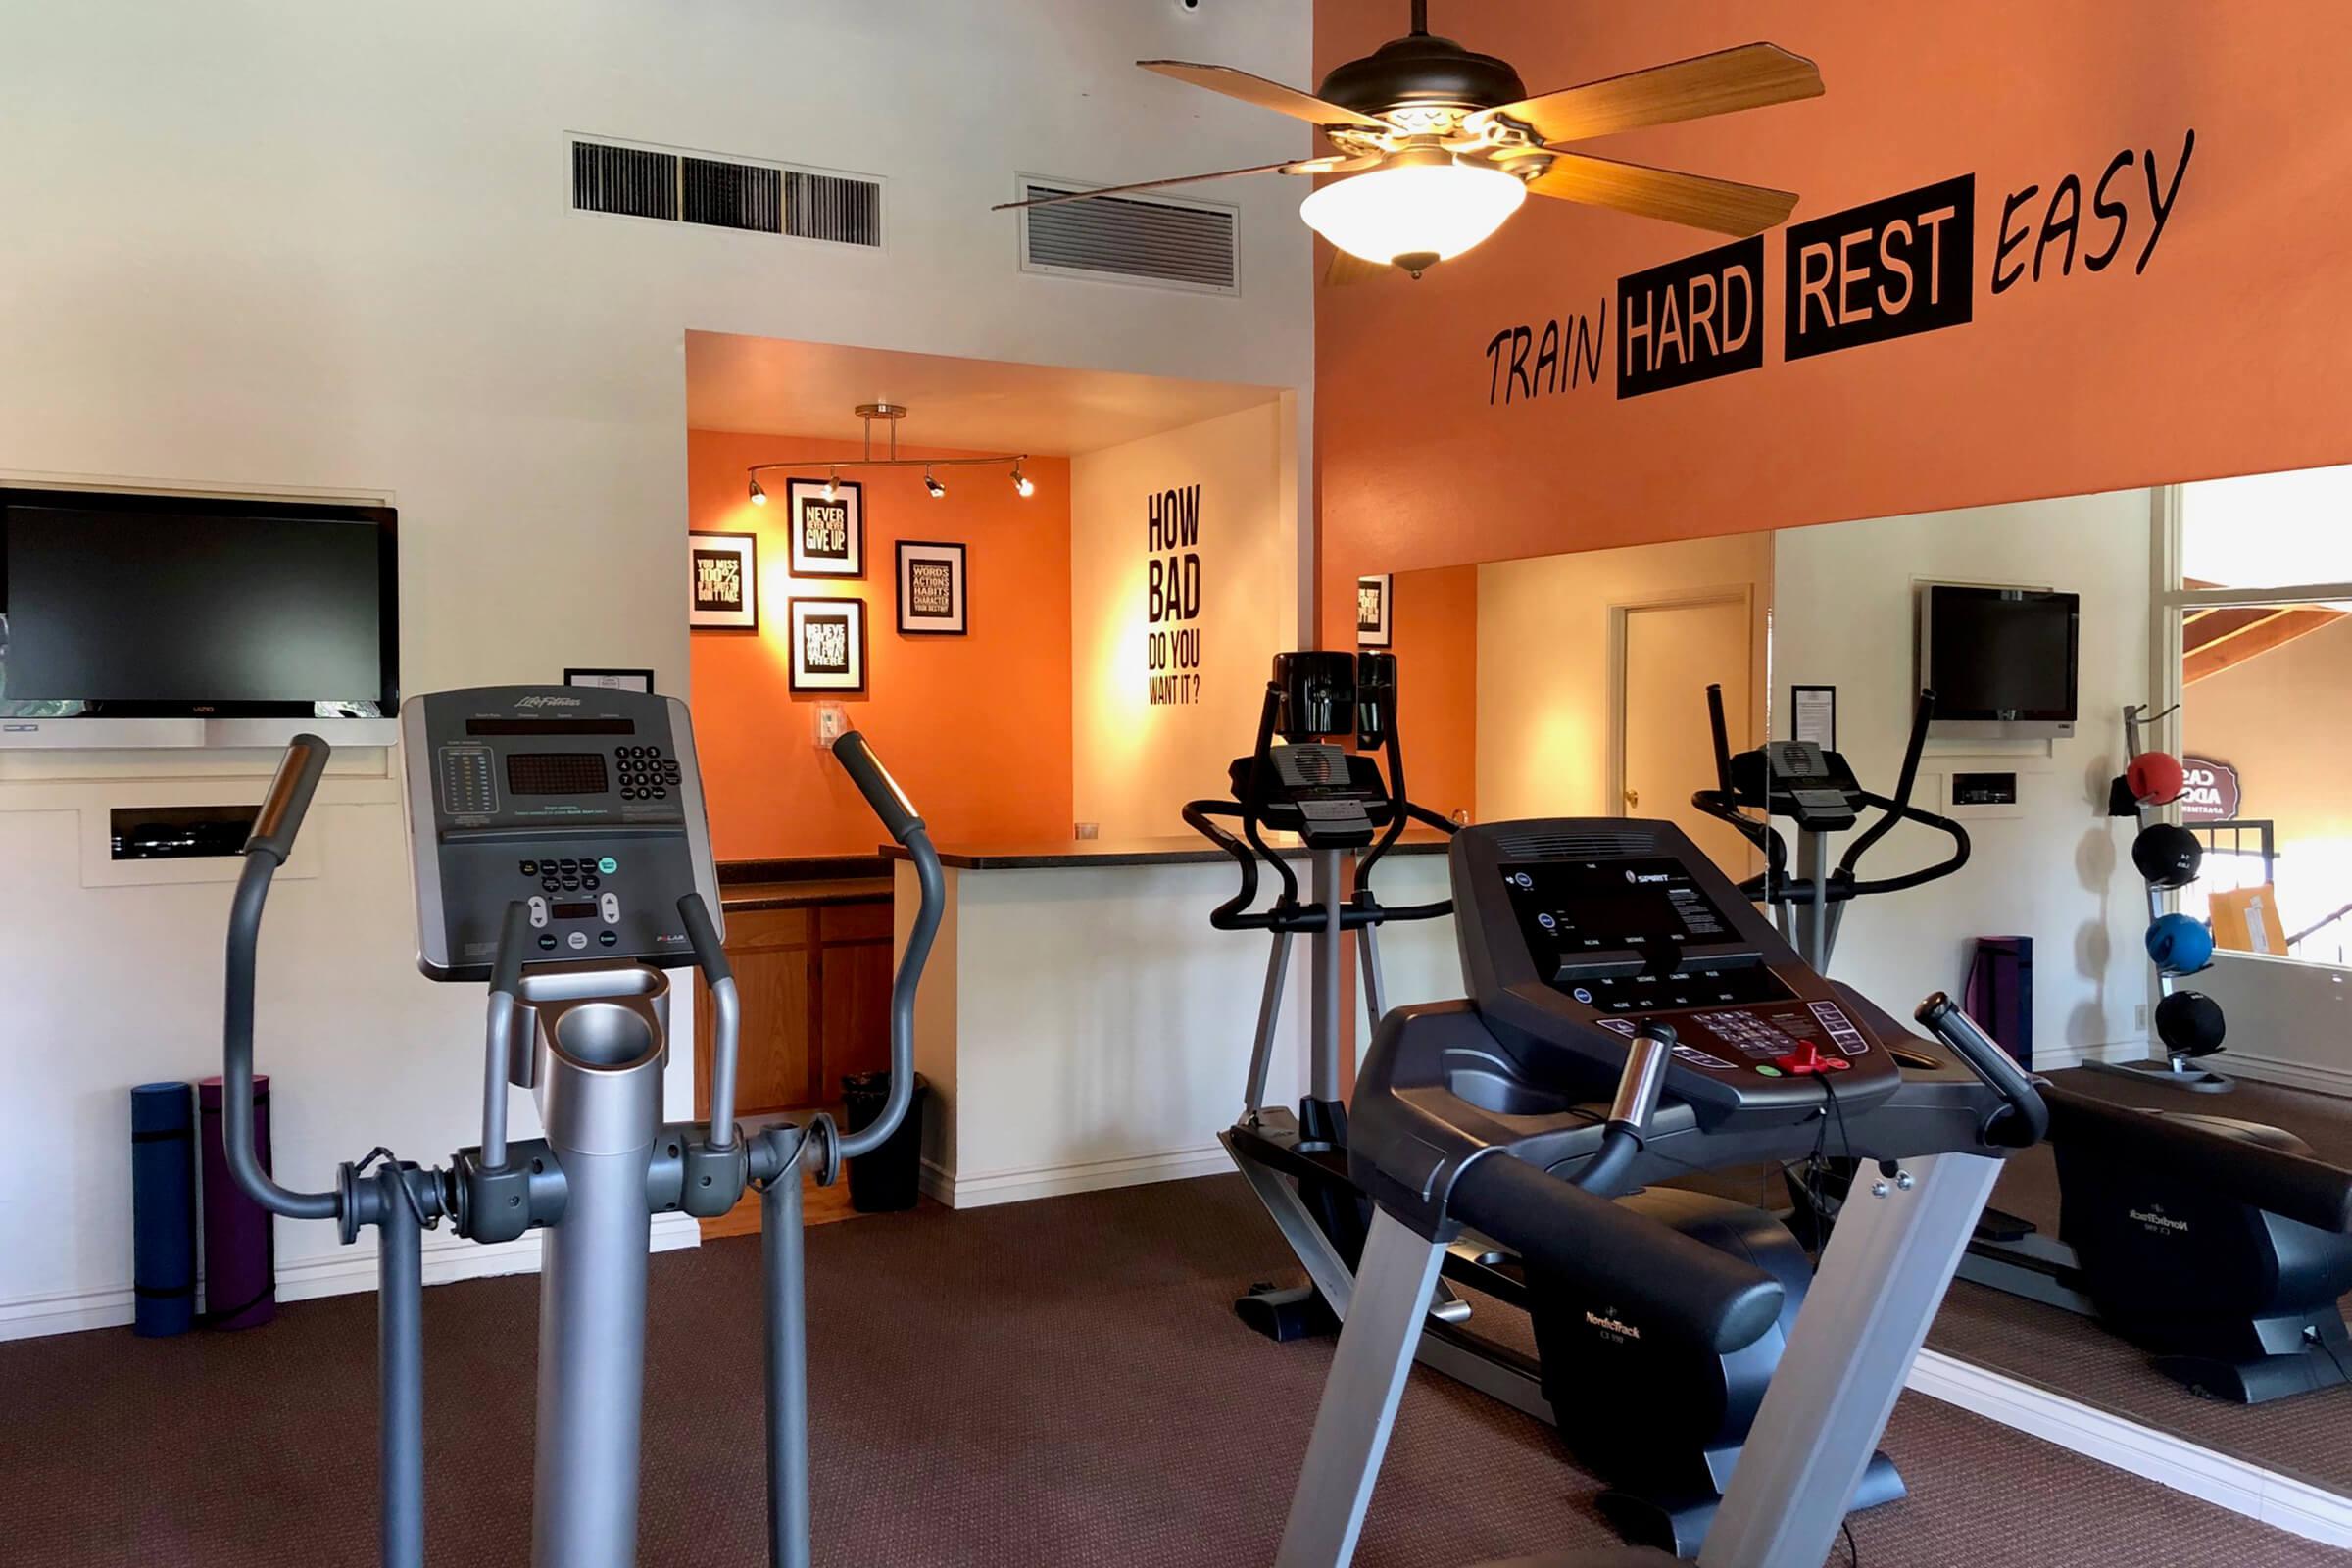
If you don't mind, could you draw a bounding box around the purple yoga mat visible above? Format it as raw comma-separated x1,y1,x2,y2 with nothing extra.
198,1074,277,1330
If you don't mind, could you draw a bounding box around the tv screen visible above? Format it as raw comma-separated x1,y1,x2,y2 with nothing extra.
0,489,397,718
1923,585,2078,722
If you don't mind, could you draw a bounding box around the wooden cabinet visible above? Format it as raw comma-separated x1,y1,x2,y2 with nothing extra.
694,895,894,1116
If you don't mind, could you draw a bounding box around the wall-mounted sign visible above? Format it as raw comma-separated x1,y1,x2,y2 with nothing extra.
2179,756,2241,822
1356,574,1393,647
688,530,758,631
1618,234,1764,399
787,478,865,579
1146,483,1202,706
1784,175,1974,361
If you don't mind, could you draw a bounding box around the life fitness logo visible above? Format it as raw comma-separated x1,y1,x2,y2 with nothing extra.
515,694,583,709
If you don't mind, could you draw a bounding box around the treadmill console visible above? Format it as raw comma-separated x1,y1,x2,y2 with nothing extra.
1455,819,1902,1125
401,686,721,980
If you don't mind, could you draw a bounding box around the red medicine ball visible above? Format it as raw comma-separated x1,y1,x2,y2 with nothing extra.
2126,752,2186,807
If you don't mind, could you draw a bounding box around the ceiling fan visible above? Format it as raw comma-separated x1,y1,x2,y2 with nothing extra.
997,0,1822,281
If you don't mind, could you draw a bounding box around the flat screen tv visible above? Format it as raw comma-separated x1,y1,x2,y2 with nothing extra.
0,488,398,727
1917,583,2079,735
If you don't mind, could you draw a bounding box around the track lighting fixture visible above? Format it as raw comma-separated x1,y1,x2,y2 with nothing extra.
745,403,1029,509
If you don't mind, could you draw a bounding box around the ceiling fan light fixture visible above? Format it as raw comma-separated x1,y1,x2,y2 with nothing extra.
1299,154,1525,274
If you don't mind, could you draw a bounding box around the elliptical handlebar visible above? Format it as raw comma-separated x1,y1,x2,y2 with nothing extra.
830,730,944,1162
223,735,342,1222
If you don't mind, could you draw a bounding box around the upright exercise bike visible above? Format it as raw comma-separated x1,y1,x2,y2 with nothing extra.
217,686,943,1568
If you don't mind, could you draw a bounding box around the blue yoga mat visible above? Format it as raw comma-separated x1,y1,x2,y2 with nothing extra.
130,1082,198,1337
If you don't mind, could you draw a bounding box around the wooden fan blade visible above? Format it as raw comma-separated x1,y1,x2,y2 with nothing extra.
991,157,1354,212
1470,42,1822,145
1526,151,1797,236
1139,60,1390,132
1324,248,1388,287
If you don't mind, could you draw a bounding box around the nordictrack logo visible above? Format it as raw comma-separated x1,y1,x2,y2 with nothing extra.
2129,1207,2188,1233
1586,1309,1642,1341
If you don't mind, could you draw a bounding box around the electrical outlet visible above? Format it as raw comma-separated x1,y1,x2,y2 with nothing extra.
2134,1003,2149,1030
814,703,848,750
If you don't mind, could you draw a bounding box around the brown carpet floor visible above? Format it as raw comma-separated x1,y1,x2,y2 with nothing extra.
1919,1067,2352,1494
1,1174,2343,1567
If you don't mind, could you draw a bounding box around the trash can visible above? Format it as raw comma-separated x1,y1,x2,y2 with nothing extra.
842,1071,929,1212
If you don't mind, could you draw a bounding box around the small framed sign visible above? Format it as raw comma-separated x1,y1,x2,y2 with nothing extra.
788,597,868,693
1355,573,1393,648
787,478,865,578
1792,684,1838,750
689,531,758,630
896,539,967,635
565,667,656,693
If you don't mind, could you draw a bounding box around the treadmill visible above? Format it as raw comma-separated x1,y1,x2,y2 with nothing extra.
1273,815,2046,1568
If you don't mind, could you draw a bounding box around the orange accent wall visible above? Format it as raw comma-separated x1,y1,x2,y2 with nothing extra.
688,429,1073,859
1313,1,2352,645
1380,565,1478,822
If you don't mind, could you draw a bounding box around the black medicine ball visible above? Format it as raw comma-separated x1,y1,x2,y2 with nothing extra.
2132,822,2205,889
2154,990,2227,1058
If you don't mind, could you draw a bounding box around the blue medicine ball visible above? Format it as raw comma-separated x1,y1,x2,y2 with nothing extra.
2145,912,2216,975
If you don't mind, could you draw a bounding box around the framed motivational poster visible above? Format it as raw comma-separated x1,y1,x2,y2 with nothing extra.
788,597,867,693
786,478,864,578
688,531,757,630
1355,573,1393,648
896,539,967,635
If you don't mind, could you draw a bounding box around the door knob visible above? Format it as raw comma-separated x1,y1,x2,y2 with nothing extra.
1624,788,1640,808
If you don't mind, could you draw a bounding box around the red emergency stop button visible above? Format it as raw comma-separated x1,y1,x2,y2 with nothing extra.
1774,1041,1852,1075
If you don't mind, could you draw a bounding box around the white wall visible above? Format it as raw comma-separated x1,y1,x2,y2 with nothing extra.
1071,401,1296,838
0,0,1313,1337
1475,535,1774,821
1771,492,2156,1066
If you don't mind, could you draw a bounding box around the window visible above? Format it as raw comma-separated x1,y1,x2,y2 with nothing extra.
2161,467,2352,968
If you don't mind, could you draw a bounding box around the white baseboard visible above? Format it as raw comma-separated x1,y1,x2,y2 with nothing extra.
922,1145,1234,1208
1907,1349,2352,1548
2034,1039,2151,1072
0,1212,700,1343
2209,1050,2352,1100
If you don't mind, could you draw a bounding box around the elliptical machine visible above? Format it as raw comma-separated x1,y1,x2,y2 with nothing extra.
1183,652,1477,1345
218,686,943,1568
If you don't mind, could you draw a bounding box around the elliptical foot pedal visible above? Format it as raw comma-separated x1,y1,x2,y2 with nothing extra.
1235,1282,1339,1342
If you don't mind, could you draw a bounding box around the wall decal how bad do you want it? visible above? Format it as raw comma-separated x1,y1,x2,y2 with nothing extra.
1482,128,2197,406
1146,483,1201,707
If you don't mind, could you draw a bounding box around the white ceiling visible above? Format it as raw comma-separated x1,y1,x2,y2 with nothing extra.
684,331,1284,457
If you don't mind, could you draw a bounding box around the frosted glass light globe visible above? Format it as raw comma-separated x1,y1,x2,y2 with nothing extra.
1300,158,1526,272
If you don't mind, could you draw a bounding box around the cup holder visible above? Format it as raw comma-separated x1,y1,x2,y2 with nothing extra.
553,1002,662,1068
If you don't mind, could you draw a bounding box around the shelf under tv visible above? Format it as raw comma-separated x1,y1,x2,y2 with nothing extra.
0,714,398,750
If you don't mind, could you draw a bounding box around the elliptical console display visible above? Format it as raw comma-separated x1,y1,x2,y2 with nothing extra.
402,687,720,978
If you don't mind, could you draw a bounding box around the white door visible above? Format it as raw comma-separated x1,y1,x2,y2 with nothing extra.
1618,595,1754,877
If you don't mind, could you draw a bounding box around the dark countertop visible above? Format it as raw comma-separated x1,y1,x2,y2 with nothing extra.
717,854,891,912
882,832,1452,871
720,876,893,912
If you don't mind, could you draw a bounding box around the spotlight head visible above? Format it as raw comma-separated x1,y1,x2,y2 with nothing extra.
748,476,767,506
823,469,839,501
923,469,946,499
1011,463,1034,498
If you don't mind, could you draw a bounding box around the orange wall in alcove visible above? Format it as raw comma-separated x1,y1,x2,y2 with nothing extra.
687,429,1074,860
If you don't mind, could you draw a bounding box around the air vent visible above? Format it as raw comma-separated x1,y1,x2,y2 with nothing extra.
1018,177,1239,294
1490,827,1660,860
571,137,881,248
